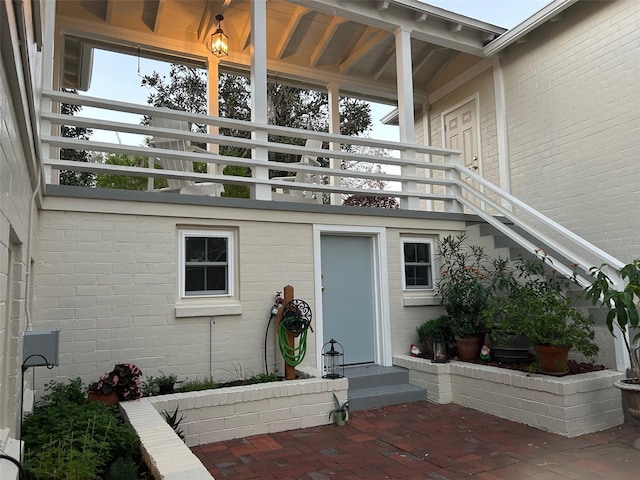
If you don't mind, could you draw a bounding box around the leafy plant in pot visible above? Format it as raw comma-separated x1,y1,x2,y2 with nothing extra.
329,392,349,426
437,235,490,360
157,371,178,394
586,260,640,421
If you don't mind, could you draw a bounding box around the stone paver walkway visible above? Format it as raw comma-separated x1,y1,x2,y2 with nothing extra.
192,402,640,479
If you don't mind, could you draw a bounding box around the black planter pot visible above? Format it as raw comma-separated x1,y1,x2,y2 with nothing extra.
489,331,531,363
158,383,175,394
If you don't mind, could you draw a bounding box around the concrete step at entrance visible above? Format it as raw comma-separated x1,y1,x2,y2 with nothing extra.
345,364,427,411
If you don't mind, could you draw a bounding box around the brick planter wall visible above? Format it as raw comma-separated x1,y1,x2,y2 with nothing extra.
121,377,348,480
394,354,625,437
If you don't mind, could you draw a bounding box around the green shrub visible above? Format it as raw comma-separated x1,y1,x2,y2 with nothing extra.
23,380,140,480
176,377,219,392
106,457,139,480
37,377,86,407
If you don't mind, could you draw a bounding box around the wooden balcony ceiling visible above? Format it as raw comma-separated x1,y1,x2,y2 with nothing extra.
57,0,504,103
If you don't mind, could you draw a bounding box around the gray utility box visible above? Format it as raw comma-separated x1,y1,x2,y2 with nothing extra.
23,330,60,368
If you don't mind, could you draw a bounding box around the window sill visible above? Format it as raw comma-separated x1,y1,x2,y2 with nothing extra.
175,301,242,318
402,294,440,307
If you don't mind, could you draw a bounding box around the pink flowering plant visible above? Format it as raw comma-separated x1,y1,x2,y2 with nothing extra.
89,363,143,400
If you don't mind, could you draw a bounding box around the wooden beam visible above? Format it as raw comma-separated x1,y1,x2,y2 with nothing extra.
275,6,310,60
377,0,390,10
152,0,165,34
105,0,114,23
372,48,395,82
310,16,347,67
415,12,428,22
339,28,387,74
412,48,445,78
240,16,252,52
197,0,232,44
449,23,463,33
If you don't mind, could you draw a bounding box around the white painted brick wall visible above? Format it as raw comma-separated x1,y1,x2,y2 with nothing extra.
394,354,625,437
500,0,640,263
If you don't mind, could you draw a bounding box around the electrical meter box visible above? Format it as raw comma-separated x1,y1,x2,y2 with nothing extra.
23,330,60,368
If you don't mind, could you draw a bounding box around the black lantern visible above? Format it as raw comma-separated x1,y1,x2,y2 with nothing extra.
322,339,344,379
211,15,229,57
432,338,448,363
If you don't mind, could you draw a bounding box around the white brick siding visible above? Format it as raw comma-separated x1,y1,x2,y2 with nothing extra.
500,0,640,263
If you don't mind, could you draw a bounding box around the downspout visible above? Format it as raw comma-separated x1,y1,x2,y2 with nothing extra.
12,0,45,330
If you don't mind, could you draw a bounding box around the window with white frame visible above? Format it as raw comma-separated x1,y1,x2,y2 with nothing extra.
401,238,434,290
180,230,234,298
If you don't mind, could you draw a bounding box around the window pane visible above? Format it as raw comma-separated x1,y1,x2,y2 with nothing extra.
186,237,206,262
415,243,430,263
185,266,205,293
404,243,416,262
405,265,432,288
206,238,227,262
205,266,227,292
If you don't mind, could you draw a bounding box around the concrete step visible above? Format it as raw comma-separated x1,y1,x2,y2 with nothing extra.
344,364,427,411
348,383,428,411
344,364,409,390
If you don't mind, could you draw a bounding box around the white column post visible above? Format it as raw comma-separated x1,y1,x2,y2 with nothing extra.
492,56,511,205
207,57,222,178
327,83,341,205
395,27,417,210
250,0,270,200
444,154,463,213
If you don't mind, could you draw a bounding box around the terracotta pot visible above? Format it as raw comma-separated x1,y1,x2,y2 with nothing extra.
534,345,570,375
615,379,640,422
455,335,483,361
87,391,119,405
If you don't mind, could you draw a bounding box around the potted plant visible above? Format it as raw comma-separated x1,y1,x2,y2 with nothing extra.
512,288,598,374
416,315,452,359
328,392,349,426
437,235,490,360
586,260,640,421
157,371,178,394
88,362,143,403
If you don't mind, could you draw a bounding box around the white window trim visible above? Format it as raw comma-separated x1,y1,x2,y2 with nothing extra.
401,237,435,291
175,229,241,318
179,229,234,299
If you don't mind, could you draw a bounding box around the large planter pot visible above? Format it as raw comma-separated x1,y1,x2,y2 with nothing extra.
490,331,531,363
87,391,119,405
615,379,640,422
534,345,570,375
455,335,483,361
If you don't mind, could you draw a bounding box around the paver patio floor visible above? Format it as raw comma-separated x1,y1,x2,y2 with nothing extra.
192,402,640,480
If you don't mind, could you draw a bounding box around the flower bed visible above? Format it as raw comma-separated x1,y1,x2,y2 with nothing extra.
394,354,625,437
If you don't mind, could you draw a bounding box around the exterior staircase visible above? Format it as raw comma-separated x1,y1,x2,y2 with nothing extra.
345,364,427,411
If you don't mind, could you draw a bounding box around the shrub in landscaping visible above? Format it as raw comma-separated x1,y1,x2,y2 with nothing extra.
23,378,141,480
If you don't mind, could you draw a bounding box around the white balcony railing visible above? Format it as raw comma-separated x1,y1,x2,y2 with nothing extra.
41,90,623,281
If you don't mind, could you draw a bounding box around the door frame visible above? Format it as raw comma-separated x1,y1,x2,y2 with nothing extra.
313,225,391,370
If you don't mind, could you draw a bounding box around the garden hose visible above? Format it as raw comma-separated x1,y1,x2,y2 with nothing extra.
277,298,313,367
278,321,308,366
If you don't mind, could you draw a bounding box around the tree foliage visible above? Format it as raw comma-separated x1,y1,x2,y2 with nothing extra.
94,153,168,190
59,88,95,187
140,64,375,198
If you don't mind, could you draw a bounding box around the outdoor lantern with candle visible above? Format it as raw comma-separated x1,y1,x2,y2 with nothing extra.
322,338,344,379
432,338,448,363
211,14,229,57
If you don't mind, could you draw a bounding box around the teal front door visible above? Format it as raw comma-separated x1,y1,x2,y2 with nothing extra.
321,235,376,365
